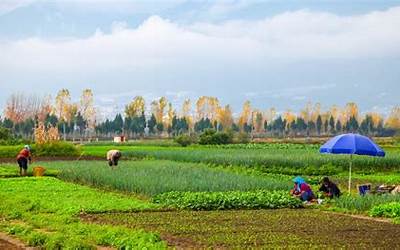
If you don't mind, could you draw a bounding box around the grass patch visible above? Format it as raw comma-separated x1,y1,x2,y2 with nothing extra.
0,177,165,249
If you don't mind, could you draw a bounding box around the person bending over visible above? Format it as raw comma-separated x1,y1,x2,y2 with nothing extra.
290,176,315,202
107,149,122,168
319,177,341,198
17,145,32,176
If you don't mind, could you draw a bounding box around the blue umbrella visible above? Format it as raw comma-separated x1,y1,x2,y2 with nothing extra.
320,133,385,193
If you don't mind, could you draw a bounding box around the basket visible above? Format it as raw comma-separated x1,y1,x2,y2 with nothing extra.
32,166,46,177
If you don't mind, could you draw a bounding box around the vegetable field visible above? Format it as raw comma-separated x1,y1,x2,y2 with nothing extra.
0,142,400,248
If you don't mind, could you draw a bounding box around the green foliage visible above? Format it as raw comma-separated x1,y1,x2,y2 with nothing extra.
0,126,11,140
0,142,81,158
235,132,250,143
370,202,400,218
56,160,292,196
33,141,81,157
334,194,400,212
174,134,192,147
199,129,233,145
152,190,302,210
0,177,165,249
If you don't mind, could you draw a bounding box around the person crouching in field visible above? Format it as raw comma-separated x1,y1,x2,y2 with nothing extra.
107,149,122,169
17,145,32,176
319,177,341,198
290,176,315,202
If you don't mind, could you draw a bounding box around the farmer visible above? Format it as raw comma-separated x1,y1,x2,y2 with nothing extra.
16,145,32,176
290,176,315,202
107,149,122,168
318,177,341,198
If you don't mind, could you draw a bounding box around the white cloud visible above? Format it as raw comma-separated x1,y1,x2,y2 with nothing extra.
0,0,35,15
1,7,400,75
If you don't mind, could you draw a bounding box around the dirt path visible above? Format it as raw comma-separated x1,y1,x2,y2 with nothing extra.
323,210,393,223
0,232,36,250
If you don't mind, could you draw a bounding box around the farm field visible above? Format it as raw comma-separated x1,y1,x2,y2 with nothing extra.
1,142,400,248
82,209,400,248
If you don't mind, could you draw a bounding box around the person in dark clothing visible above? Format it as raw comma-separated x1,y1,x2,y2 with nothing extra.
319,177,341,198
16,145,32,176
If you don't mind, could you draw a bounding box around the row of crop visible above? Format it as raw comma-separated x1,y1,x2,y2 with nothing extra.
122,147,400,175
331,194,400,220
152,190,303,210
55,160,292,196
204,143,320,150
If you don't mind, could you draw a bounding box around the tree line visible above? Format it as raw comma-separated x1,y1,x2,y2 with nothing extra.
1,90,400,140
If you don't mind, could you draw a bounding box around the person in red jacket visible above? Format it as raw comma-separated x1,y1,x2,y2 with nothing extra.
16,145,32,176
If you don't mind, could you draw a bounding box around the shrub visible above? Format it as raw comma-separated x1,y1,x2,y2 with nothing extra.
174,134,192,147
33,142,81,157
0,126,11,140
152,190,302,210
199,129,233,145
236,132,250,143
370,202,400,218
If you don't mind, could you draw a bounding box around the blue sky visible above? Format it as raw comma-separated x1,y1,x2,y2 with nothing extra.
1,0,400,119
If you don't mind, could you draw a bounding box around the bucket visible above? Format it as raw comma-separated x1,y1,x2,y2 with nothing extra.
32,166,46,177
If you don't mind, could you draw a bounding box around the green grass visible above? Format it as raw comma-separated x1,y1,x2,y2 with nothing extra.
0,177,165,249
51,160,292,196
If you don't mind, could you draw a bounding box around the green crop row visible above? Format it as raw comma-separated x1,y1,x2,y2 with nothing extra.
152,190,303,210
121,146,400,175
370,202,400,218
333,194,400,212
55,160,292,196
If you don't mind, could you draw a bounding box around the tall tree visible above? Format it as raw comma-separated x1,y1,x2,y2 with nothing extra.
55,89,71,139
386,106,400,129
316,115,323,135
238,100,251,131
79,89,96,130
125,96,145,118
217,105,233,131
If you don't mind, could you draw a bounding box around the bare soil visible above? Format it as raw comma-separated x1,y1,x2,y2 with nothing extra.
82,209,400,248
0,232,34,250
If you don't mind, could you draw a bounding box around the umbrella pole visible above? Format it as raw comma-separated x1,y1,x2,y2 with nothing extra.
348,154,353,194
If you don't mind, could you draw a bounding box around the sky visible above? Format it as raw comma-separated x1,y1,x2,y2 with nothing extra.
0,0,400,119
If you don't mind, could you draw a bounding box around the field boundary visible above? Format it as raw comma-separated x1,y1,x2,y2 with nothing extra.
323,211,392,223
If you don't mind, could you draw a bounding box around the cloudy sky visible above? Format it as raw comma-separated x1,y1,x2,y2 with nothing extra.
1,0,399,119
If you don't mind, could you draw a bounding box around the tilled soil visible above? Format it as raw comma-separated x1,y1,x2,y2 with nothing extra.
82,209,400,249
